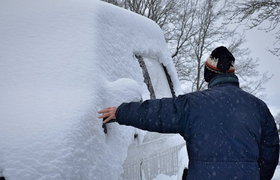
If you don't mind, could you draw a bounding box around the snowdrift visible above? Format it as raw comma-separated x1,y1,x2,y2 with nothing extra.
0,0,182,179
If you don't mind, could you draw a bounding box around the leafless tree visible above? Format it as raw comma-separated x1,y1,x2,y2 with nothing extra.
101,0,200,87
170,0,270,96
166,0,199,87
101,0,198,54
101,0,177,28
101,0,271,97
229,37,271,98
227,0,280,58
178,0,233,92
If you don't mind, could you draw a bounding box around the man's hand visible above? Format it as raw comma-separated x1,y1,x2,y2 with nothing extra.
98,107,117,123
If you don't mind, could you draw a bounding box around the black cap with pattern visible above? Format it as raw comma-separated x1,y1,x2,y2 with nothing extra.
204,46,235,82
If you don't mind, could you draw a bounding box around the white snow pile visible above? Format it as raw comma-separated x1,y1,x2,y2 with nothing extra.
1,0,279,180
0,0,181,179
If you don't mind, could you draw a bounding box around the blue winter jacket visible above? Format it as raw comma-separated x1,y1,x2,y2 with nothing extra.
116,74,279,180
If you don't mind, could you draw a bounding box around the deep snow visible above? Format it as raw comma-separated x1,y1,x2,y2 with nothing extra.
0,0,184,179
0,0,279,179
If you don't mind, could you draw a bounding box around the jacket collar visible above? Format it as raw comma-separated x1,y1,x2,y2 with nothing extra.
208,74,239,88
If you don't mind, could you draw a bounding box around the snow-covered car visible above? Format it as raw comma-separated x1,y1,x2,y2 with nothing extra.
0,0,186,179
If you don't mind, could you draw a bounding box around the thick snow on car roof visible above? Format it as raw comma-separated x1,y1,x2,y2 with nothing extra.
0,0,181,179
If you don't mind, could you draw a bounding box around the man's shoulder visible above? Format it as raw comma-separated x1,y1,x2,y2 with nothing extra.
176,90,209,102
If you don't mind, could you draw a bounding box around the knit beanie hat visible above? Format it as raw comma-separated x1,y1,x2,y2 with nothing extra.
204,46,235,82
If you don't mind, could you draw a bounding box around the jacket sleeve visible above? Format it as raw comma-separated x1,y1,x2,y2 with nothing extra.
258,106,279,180
115,95,188,135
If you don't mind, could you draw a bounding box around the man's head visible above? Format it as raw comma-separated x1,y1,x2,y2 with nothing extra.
204,46,235,82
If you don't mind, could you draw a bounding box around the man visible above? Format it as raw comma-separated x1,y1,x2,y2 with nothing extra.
98,46,279,180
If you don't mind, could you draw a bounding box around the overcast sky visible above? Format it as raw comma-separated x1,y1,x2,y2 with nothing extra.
241,25,280,116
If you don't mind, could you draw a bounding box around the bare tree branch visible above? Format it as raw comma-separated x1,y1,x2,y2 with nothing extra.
102,0,271,97
226,0,280,58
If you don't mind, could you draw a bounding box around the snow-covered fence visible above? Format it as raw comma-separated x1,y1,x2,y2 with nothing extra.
122,143,185,180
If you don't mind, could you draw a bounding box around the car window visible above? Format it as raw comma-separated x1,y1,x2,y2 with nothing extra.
135,54,175,99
